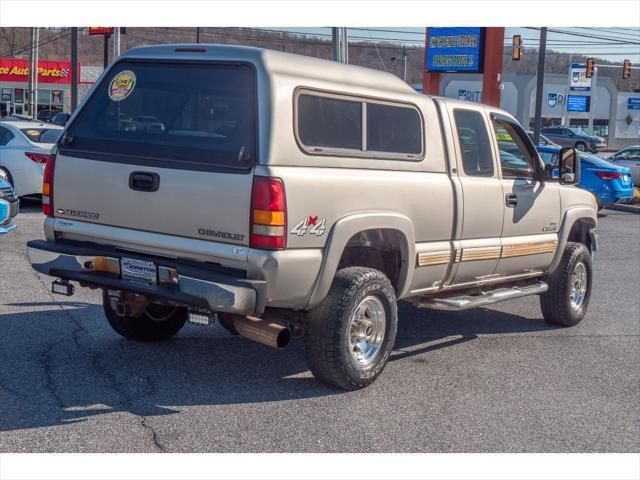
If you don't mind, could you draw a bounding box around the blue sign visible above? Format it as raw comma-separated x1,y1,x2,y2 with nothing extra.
567,95,590,112
628,97,640,110
425,27,483,72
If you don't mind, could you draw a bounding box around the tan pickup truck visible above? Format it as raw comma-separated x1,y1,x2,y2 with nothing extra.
28,45,597,390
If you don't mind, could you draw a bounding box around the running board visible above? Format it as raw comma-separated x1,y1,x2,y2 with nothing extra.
419,282,548,311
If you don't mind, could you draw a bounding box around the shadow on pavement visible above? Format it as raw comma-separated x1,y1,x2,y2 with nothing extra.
0,299,558,433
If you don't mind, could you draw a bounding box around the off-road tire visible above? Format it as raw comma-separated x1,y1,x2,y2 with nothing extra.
575,141,587,152
304,267,397,390
540,242,592,327
102,292,188,341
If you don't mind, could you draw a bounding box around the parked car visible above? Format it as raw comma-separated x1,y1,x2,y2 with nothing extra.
526,130,558,146
50,112,71,127
37,109,57,123
606,145,640,186
0,121,63,197
0,169,19,234
537,145,634,209
28,45,598,390
541,126,607,153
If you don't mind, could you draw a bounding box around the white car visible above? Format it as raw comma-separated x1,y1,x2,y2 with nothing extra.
606,146,640,186
0,121,63,197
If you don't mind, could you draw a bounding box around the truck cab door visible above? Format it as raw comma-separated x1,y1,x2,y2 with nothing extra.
490,114,561,277
446,106,504,285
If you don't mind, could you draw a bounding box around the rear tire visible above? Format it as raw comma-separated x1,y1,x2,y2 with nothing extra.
304,267,397,390
102,292,188,341
540,242,592,327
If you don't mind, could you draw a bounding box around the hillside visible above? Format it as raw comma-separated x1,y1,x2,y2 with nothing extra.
1,27,638,91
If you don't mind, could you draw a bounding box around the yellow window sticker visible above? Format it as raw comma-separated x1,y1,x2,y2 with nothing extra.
108,70,136,102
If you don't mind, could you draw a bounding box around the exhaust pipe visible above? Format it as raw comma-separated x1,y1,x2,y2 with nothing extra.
231,315,291,349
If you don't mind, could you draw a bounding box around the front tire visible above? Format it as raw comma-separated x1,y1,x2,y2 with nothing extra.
540,242,592,327
304,267,398,390
575,141,586,152
103,292,188,341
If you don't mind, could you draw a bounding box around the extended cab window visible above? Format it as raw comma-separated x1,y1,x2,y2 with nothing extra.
62,61,257,169
492,118,537,179
453,109,494,177
298,94,362,150
367,103,421,155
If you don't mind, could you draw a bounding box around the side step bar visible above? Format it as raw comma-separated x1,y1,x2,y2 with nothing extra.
420,282,548,311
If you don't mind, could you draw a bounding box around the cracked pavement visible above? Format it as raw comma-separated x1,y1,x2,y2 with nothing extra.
0,201,638,452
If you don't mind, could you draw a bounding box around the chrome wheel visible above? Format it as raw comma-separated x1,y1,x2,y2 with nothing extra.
569,262,587,312
348,296,386,367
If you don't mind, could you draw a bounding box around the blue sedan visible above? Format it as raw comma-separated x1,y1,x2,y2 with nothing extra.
537,145,635,209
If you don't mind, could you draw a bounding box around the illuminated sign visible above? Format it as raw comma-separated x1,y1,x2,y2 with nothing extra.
567,95,590,112
569,64,592,92
0,58,90,85
425,27,484,73
88,27,114,36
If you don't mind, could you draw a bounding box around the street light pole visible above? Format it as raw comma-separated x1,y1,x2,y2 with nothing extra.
196,27,200,44
33,28,39,120
533,27,548,146
71,27,78,112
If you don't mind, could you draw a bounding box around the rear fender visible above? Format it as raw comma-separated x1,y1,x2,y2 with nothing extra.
307,212,415,308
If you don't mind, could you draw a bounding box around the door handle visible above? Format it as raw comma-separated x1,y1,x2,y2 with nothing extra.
505,193,518,207
129,172,160,192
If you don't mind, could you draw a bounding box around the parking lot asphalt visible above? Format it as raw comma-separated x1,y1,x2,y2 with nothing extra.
0,201,638,453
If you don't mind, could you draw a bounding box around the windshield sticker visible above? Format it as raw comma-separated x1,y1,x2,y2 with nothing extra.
108,70,136,102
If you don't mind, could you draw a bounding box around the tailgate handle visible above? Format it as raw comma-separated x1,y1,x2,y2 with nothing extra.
129,172,160,192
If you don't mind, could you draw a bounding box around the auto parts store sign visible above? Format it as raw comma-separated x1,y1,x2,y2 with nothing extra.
0,58,72,84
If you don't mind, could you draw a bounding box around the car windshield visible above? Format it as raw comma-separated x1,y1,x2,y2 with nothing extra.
20,128,62,144
62,61,257,169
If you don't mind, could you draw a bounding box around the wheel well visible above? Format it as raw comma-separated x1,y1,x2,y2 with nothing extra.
567,219,595,252
337,229,406,292
0,167,13,186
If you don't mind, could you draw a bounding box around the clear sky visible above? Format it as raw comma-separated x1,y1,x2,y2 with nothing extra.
271,27,640,64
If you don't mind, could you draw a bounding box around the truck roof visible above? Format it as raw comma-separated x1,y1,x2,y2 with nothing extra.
121,43,418,97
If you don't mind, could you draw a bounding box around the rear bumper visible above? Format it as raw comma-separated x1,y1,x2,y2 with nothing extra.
27,239,266,316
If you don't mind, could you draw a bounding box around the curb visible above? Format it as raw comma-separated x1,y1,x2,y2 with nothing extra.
605,204,640,214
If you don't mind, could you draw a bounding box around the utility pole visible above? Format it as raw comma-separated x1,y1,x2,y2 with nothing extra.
532,27,548,145
402,46,408,82
33,28,40,120
70,27,78,112
332,28,340,62
196,27,200,44
113,27,121,62
341,27,348,64
103,34,110,68
27,27,35,118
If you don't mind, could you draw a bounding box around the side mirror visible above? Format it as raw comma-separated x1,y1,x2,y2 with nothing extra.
559,147,580,185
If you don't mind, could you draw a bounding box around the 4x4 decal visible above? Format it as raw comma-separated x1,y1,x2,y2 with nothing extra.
291,216,327,237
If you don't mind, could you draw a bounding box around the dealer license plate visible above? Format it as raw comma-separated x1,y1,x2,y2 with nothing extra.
120,257,157,285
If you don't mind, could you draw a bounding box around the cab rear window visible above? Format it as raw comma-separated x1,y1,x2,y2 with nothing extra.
62,61,257,169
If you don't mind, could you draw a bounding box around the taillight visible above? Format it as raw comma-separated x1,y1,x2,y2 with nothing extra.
596,171,621,180
25,152,54,164
250,176,286,250
42,154,56,216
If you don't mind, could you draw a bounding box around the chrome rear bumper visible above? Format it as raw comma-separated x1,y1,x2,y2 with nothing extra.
27,240,266,316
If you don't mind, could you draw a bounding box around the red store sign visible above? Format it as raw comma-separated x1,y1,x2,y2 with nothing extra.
0,58,82,85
